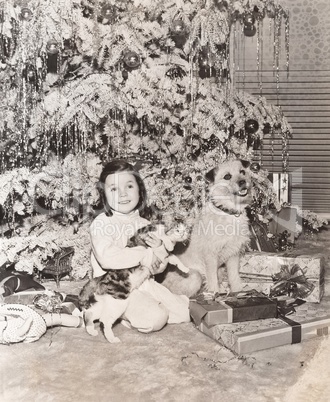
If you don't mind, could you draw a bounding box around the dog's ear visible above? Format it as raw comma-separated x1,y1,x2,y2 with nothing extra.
240,159,250,169
205,167,218,184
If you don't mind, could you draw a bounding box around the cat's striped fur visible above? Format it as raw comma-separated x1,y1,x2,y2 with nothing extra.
78,223,189,343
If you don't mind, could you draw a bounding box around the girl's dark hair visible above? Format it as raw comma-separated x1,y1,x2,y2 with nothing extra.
97,159,148,217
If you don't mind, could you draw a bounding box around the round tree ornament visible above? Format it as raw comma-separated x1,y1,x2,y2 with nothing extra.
245,119,259,134
123,51,141,69
161,168,168,178
100,5,116,23
184,175,192,184
250,162,261,172
46,40,59,55
171,20,185,35
20,7,33,21
243,13,255,27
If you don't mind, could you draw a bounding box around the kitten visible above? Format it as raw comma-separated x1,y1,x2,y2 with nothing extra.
78,223,189,343
127,223,190,274
78,265,150,343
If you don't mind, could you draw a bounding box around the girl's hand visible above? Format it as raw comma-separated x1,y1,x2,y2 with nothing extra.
149,254,165,275
145,233,162,248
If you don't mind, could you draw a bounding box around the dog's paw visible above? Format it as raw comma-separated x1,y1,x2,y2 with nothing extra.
197,291,217,301
229,281,244,293
104,334,121,343
109,336,121,343
176,263,190,274
86,326,98,337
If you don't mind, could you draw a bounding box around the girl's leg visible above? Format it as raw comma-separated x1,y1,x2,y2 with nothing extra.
139,279,190,324
123,289,169,333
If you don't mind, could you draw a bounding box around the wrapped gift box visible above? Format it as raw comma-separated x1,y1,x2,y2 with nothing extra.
190,291,277,326
193,301,330,355
239,252,325,303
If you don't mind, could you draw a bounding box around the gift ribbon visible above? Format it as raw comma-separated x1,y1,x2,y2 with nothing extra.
278,315,302,344
270,264,315,299
277,298,306,344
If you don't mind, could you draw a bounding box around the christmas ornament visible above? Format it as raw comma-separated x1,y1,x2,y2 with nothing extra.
198,48,216,78
244,25,257,37
46,40,59,55
198,46,216,74
184,176,192,184
243,14,255,27
245,119,259,134
171,20,185,35
161,168,168,177
24,64,36,82
82,7,92,18
199,54,209,68
170,19,187,47
123,51,141,69
100,5,116,23
20,7,33,21
250,162,261,172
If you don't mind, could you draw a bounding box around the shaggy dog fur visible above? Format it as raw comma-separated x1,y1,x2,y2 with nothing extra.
159,159,252,297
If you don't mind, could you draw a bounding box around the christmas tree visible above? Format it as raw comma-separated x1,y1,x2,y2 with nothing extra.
0,0,324,279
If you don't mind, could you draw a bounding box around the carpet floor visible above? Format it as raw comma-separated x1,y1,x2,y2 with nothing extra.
1,227,329,402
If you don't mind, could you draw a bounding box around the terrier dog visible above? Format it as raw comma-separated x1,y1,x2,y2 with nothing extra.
159,159,252,297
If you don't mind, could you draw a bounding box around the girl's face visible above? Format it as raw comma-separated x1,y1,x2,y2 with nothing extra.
104,172,140,214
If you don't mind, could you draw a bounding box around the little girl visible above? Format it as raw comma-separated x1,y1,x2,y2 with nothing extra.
90,159,190,334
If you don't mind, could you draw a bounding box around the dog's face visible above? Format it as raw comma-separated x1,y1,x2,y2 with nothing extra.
205,159,252,213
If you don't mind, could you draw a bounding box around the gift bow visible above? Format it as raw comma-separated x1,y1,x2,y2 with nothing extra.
270,264,315,299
